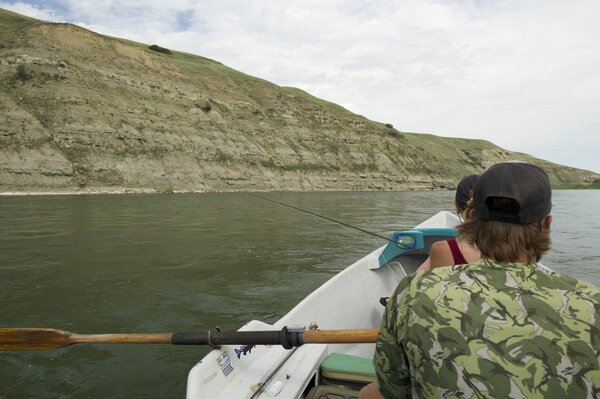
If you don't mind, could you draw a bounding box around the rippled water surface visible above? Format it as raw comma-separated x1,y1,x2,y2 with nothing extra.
1,190,598,397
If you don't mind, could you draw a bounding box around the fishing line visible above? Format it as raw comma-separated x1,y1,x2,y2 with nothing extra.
247,193,421,288
245,193,395,243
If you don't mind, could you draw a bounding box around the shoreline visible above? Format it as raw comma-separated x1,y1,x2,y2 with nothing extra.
0,185,452,196
0,186,596,196
0,187,203,196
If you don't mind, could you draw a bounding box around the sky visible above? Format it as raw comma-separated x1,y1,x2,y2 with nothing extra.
2,0,599,173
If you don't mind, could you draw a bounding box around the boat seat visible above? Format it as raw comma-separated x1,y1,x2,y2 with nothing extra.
320,353,376,390
376,227,457,269
305,385,360,399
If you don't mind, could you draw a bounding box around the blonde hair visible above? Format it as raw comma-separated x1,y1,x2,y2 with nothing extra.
460,198,474,220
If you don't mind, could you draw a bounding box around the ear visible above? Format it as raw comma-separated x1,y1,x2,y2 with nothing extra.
541,215,552,232
465,208,475,220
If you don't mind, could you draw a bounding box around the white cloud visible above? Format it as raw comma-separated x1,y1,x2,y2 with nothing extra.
4,0,600,172
0,1,63,20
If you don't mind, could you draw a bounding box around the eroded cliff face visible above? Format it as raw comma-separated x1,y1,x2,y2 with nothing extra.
1,12,598,193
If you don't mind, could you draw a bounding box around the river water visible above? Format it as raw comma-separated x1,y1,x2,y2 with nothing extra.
1,190,598,398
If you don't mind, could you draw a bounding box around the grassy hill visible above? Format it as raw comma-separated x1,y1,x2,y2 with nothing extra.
1,8,598,193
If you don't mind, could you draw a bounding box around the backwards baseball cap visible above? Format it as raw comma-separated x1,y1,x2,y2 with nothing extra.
473,162,551,224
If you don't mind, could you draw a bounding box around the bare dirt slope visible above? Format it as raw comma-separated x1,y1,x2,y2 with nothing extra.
1,9,597,193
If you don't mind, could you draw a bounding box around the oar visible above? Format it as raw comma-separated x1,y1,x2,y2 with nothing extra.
0,327,379,351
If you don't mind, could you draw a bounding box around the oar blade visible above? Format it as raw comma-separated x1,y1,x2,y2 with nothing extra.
0,328,75,350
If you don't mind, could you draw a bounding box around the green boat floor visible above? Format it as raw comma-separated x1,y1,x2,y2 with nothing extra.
320,353,376,384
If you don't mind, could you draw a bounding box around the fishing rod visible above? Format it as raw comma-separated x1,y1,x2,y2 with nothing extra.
245,193,396,243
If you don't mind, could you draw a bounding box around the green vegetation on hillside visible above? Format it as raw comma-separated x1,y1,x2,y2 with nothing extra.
553,182,600,189
0,81,11,95
0,8,38,32
148,44,172,55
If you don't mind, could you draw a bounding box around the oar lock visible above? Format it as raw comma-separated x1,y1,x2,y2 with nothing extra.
279,323,319,349
279,326,303,349
206,329,220,349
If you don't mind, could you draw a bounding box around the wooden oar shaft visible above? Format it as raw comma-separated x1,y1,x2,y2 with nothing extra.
73,333,173,344
0,327,380,351
302,328,379,344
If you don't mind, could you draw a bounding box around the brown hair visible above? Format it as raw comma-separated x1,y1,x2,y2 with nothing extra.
455,174,479,212
458,197,550,263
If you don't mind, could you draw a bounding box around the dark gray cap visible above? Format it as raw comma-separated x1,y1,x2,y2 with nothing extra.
473,162,552,224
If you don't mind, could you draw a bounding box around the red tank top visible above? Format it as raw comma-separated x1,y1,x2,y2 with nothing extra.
447,238,468,265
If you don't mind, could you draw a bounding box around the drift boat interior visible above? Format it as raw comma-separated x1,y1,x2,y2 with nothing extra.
187,211,460,399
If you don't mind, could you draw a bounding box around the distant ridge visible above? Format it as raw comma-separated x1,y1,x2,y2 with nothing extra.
1,8,598,193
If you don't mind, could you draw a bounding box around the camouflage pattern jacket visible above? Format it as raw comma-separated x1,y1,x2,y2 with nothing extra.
374,259,600,398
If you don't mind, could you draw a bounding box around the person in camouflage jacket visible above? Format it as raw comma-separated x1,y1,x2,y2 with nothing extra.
369,162,600,399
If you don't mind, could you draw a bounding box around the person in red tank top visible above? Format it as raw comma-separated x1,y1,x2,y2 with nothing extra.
380,175,482,307
446,237,468,265
417,174,481,271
